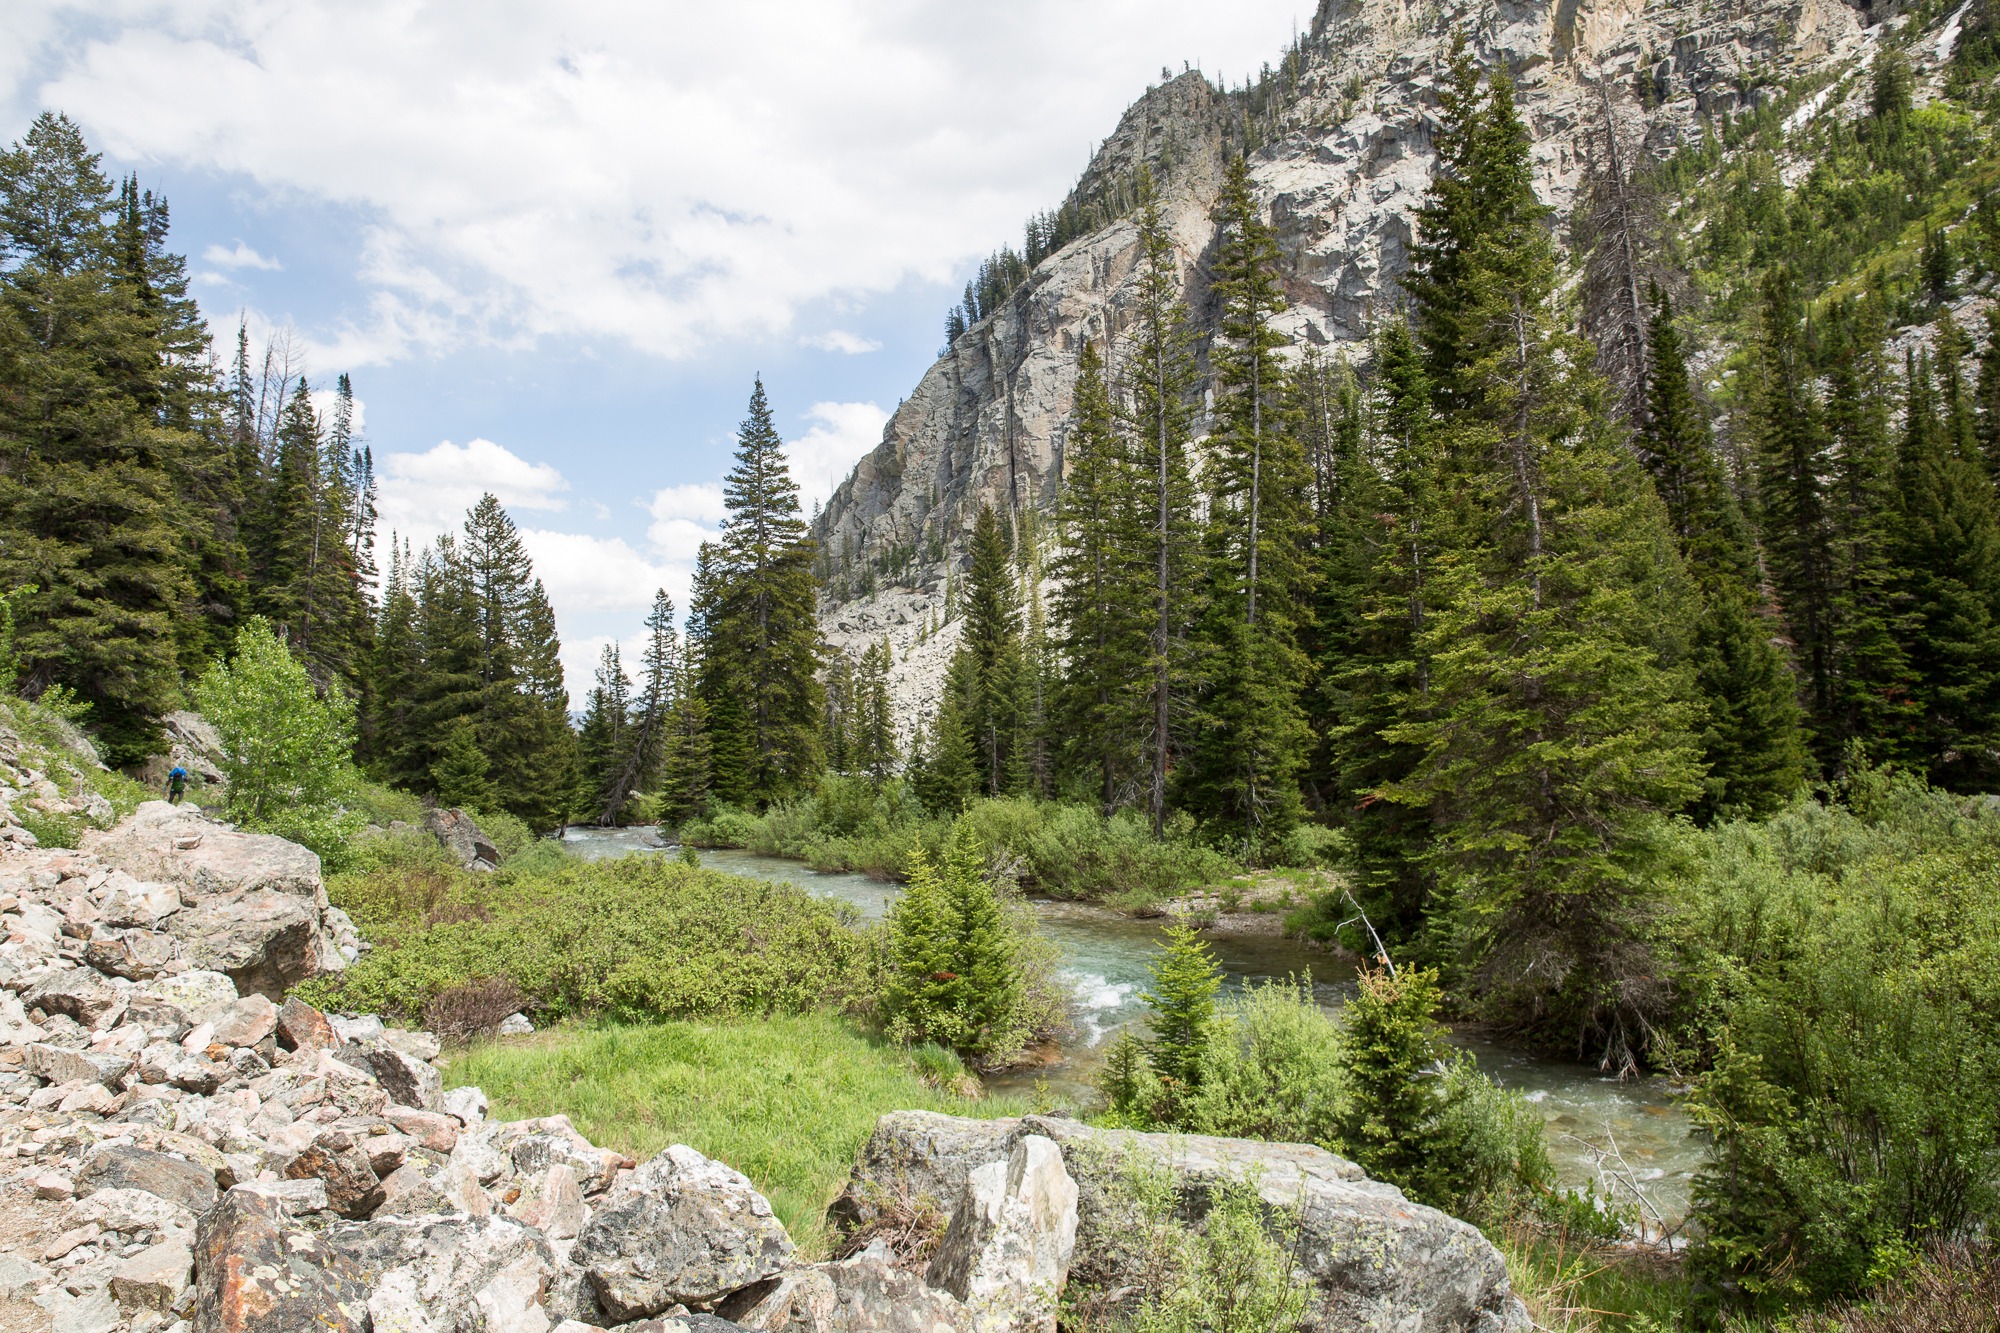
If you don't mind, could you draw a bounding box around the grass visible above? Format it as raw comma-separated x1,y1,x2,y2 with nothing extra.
1496,1226,1688,1331
447,1015,1032,1254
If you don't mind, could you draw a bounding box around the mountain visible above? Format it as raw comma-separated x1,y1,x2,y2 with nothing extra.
810,0,1917,733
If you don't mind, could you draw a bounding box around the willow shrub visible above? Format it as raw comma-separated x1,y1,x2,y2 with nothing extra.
1670,772,2000,1313
297,844,874,1025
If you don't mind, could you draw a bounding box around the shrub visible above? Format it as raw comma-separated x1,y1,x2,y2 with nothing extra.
423,977,530,1046
1667,774,2000,1312
296,851,873,1026
194,617,363,867
1182,978,1344,1149
1781,1243,2000,1333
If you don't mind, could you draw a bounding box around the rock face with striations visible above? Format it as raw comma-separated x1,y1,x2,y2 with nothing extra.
812,0,1885,735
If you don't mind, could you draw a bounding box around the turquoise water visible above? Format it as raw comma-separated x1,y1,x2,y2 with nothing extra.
561,826,1701,1223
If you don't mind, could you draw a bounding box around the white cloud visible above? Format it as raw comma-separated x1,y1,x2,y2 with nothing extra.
645,483,727,562
791,401,888,511
801,329,881,355
203,240,281,270
375,438,568,545
19,0,1304,363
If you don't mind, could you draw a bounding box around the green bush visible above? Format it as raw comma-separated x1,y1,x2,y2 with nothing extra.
1182,978,1344,1149
17,810,85,849
296,848,874,1026
194,617,364,868
1667,773,2000,1313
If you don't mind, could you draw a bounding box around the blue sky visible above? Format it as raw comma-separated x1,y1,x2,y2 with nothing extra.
4,0,1304,691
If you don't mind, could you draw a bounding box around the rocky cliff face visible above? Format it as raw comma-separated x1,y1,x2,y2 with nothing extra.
813,0,1879,704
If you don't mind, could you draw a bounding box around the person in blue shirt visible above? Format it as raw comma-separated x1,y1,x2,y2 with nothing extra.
167,765,188,805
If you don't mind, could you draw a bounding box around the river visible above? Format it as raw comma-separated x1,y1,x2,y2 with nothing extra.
560,825,1701,1223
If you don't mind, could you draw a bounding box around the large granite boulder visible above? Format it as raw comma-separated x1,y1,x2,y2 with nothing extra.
570,1143,794,1319
76,1144,220,1215
192,1188,373,1333
927,1134,1076,1333
834,1112,1528,1333
167,888,321,999
84,801,324,902
721,1252,968,1333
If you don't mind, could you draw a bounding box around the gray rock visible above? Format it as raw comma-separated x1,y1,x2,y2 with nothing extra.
25,1042,131,1088
720,1253,967,1333
76,1145,220,1215
211,993,279,1048
443,1084,489,1126
26,968,121,1027
284,1129,387,1219
109,1237,194,1310
138,968,237,1014
83,801,323,901
927,1134,1076,1332
82,927,181,980
167,888,321,999
367,1043,443,1111
98,876,182,929
425,808,500,872
498,1012,534,1035
571,1144,793,1320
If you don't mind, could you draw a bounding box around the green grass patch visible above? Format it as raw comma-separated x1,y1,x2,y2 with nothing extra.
448,1016,1029,1253
1495,1226,1688,1330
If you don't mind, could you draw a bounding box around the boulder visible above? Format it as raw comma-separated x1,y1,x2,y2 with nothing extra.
193,1188,372,1333
443,1084,489,1126
110,1237,194,1310
570,1144,793,1320
84,802,324,901
99,875,183,929
140,968,237,1014
83,927,181,980
385,1106,461,1154
721,1252,967,1333
167,888,322,999
284,1129,387,1220
76,1145,220,1215
927,1135,1076,1333
425,808,500,872
24,1042,130,1087
828,1111,1021,1237
26,968,121,1027
367,1043,444,1111
71,1186,197,1237
275,996,339,1052
211,994,279,1048
0,990,46,1044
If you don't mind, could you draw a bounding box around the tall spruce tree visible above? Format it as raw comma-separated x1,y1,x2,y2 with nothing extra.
1389,58,1702,1062
577,643,632,822
0,113,203,762
1641,290,1807,820
954,504,1027,796
696,379,823,805
1124,187,1203,836
1051,342,1144,811
1180,156,1315,851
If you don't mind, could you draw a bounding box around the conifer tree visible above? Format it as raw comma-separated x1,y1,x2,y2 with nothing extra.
1896,342,2000,789
1180,157,1315,851
1052,342,1144,810
432,716,497,812
954,504,1027,796
1142,923,1222,1113
0,113,201,762
854,637,897,783
697,379,823,805
577,643,632,822
1642,290,1807,819
1390,60,1702,1058
1125,187,1204,836
914,663,980,814
881,821,1021,1060
658,640,714,824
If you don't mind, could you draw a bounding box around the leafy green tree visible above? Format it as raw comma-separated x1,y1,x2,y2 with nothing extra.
881,820,1024,1062
696,378,823,805
194,616,359,858
1180,157,1315,851
1141,922,1222,1112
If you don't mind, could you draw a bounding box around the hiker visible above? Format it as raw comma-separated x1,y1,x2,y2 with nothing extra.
167,764,188,805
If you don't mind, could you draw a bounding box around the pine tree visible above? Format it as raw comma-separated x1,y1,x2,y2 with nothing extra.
854,637,897,783
1180,156,1315,851
1389,61,1703,1059
1750,270,1839,755
954,504,1027,796
881,820,1022,1060
0,113,202,762
1051,342,1144,811
432,715,497,812
577,643,633,822
914,661,980,814
697,378,823,805
1124,187,1203,836
1896,341,2000,790
658,640,714,824
1141,923,1222,1116
1642,290,1807,820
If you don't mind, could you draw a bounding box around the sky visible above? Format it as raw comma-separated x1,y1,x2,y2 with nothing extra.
3,0,1305,693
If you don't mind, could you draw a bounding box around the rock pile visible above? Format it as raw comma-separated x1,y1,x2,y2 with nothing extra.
0,722,118,843
0,801,1525,1333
